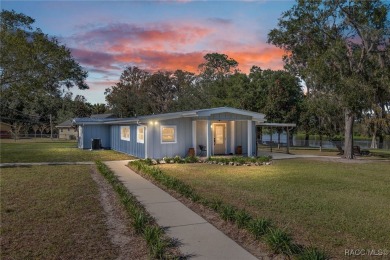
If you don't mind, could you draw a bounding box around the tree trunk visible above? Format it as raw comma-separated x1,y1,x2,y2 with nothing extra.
378,134,384,149
343,110,354,159
305,132,309,147
370,121,377,149
319,133,323,152
277,131,281,149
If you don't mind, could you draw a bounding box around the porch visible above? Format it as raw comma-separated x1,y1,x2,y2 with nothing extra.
191,119,256,157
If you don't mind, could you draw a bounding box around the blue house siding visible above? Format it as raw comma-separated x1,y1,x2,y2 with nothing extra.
235,121,248,155
111,125,145,158
147,118,193,159
79,125,111,149
196,120,207,153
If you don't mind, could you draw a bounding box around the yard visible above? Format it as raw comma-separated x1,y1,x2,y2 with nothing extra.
1,165,119,259
0,140,150,259
0,140,135,163
158,159,390,258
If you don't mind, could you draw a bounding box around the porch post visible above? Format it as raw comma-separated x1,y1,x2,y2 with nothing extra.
192,121,197,155
247,120,252,156
206,120,211,157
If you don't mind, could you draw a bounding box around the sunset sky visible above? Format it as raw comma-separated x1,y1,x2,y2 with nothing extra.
3,0,295,104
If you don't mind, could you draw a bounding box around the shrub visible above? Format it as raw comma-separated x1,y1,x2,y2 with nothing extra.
150,237,167,259
144,226,163,245
265,228,299,255
220,205,236,222
248,218,272,239
144,158,153,165
184,156,199,163
298,247,329,260
133,210,148,234
209,199,223,211
235,209,252,228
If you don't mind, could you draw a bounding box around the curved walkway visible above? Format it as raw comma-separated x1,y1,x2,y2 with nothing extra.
104,160,257,260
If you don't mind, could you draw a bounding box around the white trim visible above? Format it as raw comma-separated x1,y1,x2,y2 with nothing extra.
120,126,130,141
144,126,148,158
192,121,197,154
137,126,145,143
206,120,211,157
160,125,177,144
247,120,252,156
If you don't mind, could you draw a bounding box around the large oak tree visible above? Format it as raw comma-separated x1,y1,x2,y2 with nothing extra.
268,0,390,158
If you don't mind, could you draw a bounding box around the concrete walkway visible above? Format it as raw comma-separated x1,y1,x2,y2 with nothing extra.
104,160,257,260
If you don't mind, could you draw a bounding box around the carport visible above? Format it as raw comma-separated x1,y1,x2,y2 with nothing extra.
256,123,296,154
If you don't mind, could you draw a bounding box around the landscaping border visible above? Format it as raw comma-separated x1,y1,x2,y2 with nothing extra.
129,160,329,260
95,161,181,259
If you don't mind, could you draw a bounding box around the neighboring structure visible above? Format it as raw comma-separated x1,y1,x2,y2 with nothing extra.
73,107,266,159
56,119,78,140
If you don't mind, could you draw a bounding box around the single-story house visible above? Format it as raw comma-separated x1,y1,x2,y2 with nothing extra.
73,107,266,159
56,119,78,140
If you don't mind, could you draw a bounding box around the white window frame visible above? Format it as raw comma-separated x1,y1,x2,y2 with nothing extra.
160,125,177,144
137,126,145,144
120,126,130,141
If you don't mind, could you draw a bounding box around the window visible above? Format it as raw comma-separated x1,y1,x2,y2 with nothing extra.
137,126,145,143
161,126,176,143
120,126,130,141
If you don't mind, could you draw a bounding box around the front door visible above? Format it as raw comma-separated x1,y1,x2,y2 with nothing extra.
213,123,226,154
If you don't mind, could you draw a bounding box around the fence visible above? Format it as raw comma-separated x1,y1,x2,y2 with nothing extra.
260,134,390,150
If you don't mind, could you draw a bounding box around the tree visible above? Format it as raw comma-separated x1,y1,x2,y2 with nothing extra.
198,53,239,107
170,70,206,111
38,124,48,138
268,0,390,158
105,66,150,117
0,10,88,126
91,103,108,115
32,124,39,138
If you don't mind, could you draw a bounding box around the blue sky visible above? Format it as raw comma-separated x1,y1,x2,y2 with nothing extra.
3,0,295,104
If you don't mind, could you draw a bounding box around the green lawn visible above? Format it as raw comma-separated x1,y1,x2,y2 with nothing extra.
0,165,118,259
159,160,390,258
0,141,135,163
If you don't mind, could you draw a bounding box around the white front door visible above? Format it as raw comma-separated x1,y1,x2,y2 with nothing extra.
213,123,226,154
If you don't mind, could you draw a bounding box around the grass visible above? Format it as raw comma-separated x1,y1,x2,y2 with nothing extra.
0,140,135,163
0,165,118,259
157,159,390,258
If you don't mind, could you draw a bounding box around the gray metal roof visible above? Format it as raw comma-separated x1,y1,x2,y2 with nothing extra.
73,107,266,125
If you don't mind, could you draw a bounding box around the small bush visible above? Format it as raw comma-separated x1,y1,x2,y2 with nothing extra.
235,210,252,228
248,218,272,239
144,158,153,165
220,205,236,222
265,228,298,255
133,211,148,234
298,247,329,260
184,156,198,163
150,237,167,259
209,199,223,211
144,226,163,246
